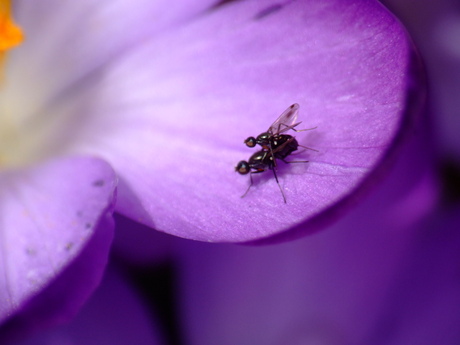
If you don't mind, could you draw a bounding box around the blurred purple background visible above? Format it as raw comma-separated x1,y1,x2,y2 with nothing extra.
382,0,460,160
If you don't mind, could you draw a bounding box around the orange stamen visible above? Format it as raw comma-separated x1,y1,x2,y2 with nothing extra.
0,0,23,55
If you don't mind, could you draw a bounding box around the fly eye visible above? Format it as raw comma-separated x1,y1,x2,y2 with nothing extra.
244,137,256,148
235,161,250,174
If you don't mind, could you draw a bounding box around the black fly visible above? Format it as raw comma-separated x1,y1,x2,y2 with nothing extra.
244,103,316,162
236,104,316,203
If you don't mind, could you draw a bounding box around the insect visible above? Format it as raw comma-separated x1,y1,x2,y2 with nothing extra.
243,103,316,165
235,139,305,203
236,104,316,203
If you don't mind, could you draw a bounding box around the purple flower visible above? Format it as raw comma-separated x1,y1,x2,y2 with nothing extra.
21,0,421,243
1,0,438,342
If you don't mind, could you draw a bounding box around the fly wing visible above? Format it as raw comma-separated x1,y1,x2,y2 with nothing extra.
268,103,300,135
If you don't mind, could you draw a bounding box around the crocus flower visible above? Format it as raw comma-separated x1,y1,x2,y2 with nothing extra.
1,0,430,341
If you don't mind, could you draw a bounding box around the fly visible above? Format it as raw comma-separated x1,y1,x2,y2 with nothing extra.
235,109,316,203
235,142,307,203
236,104,316,203
243,103,316,165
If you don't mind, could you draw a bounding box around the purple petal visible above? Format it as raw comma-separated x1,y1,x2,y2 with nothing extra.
8,0,218,137
0,157,116,338
176,185,456,345
68,0,420,241
12,0,218,84
8,265,165,345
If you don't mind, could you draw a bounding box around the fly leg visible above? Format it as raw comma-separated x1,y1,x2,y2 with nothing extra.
290,125,317,133
296,145,319,153
277,123,318,153
277,122,317,133
241,169,264,199
281,159,309,164
271,167,287,204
